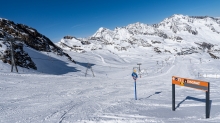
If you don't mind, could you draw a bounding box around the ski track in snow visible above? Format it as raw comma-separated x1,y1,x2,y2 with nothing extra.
0,52,220,123
92,51,107,64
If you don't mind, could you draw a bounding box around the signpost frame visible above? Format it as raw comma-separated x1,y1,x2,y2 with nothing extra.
172,76,210,118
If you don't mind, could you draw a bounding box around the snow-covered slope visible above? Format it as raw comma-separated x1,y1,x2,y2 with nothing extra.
1,47,220,122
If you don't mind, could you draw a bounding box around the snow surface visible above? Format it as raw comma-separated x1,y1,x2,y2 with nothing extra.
0,46,220,123
1,14,220,122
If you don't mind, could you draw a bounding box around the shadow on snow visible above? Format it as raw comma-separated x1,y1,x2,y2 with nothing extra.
24,47,80,75
139,91,162,100
75,61,95,68
176,96,212,117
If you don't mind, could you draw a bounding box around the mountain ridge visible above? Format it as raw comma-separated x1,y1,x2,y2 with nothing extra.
57,14,220,59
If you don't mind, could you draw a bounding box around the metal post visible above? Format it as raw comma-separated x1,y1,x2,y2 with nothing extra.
85,63,89,77
10,40,14,72
90,66,95,77
10,39,18,73
172,84,175,111
11,64,13,72
206,82,210,118
134,80,137,100
85,63,95,77
137,63,141,78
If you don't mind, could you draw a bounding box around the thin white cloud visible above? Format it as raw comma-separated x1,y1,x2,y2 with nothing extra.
71,24,85,28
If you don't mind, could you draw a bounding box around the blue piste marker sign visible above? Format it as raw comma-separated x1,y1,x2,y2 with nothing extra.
132,71,138,100
132,72,138,80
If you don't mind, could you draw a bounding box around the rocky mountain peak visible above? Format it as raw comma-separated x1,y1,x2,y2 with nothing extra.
0,18,75,70
92,27,112,38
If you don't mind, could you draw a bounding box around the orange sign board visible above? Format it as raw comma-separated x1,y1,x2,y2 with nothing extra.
172,76,209,91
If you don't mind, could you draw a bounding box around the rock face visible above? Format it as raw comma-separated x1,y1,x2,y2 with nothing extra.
0,18,75,70
1,40,37,69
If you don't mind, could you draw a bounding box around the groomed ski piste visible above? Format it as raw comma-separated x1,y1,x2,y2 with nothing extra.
0,45,220,123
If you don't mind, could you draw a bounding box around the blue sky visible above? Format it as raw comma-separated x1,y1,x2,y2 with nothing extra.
0,0,220,42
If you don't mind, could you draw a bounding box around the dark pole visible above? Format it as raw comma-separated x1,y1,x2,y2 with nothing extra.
11,63,13,72
206,82,210,118
90,65,95,77
10,40,14,72
10,39,18,72
134,79,137,100
172,84,175,111
137,63,141,78
85,63,89,77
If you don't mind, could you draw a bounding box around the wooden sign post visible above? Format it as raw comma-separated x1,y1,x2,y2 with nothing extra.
172,76,210,118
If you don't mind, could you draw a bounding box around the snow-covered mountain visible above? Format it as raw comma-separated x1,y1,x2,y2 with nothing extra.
0,18,75,70
57,14,220,59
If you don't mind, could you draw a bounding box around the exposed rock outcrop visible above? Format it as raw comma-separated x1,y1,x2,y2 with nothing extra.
0,18,76,69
